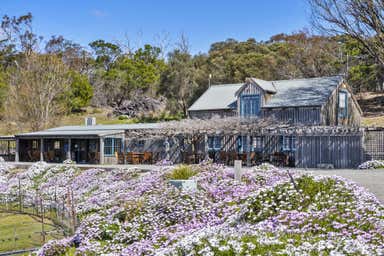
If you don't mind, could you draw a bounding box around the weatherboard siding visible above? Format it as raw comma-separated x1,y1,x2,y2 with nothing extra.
321,84,361,127
237,82,265,114
296,134,363,168
262,107,322,125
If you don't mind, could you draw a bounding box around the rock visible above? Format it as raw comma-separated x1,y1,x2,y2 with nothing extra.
113,95,167,117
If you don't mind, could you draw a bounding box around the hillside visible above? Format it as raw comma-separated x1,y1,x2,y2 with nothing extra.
359,92,384,126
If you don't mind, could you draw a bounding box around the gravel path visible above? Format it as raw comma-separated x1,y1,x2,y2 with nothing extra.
299,168,384,202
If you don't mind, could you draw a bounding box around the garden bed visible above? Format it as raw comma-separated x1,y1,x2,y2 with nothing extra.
0,161,383,255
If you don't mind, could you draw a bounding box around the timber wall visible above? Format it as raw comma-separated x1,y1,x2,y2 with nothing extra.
296,134,363,169
262,107,322,125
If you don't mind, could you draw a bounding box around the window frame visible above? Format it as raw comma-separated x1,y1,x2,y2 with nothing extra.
240,94,260,117
208,136,222,151
253,136,263,152
104,138,122,156
32,140,38,150
54,140,61,150
282,135,296,152
338,90,348,118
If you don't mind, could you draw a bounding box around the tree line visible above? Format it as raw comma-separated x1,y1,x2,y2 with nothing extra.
0,4,383,131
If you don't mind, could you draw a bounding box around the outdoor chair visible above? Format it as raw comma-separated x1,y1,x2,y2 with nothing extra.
48,151,55,162
228,151,238,166
125,152,133,164
32,150,40,161
249,152,256,165
142,152,153,164
272,152,289,167
239,153,247,164
27,150,33,161
131,152,142,164
43,152,49,161
253,152,263,165
219,151,228,165
117,152,125,164
95,152,100,164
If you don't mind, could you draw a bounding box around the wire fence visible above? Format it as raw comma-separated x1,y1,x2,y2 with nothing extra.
0,184,77,252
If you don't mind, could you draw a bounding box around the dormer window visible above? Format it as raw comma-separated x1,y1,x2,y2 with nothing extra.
339,90,348,118
240,94,260,117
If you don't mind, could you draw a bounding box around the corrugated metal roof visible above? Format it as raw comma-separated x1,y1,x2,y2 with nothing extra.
0,135,15,140
189,76,342,111
251,78,277,93
17,130,124,137
188,83,242,111
263,76,342,108
48,123,161,131
16,123,162,138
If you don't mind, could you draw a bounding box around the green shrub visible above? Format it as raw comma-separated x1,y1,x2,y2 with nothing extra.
243,175,354,223
118,115,129,120
166,165,197,180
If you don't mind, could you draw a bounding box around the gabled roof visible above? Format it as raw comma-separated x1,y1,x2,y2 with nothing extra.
188,76,343,111
251,78,277,93
235,78,277,96
188,83,243,111
263,76,342,108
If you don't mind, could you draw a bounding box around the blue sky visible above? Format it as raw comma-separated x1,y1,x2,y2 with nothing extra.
0,0,310,54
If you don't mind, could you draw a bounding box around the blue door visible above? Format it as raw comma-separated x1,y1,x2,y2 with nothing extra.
240,95,260,117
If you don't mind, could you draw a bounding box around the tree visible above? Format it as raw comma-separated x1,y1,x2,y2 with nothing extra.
66,71,93,112
89,39,122,70
91,43,166,107
6,53,71,131
45,35,91,73
308,0,384,68
159,36,198,115
0,12,40,55
0,70,7,117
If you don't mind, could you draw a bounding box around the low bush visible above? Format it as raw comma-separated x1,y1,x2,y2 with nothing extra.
165,164,197,180
358,160,384,169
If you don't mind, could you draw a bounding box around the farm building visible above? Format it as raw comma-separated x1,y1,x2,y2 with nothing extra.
0,75,382,168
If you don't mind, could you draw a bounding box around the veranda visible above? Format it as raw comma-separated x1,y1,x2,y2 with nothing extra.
121,118,364,169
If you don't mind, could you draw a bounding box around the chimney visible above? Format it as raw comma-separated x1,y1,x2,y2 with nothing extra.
85,117,96,126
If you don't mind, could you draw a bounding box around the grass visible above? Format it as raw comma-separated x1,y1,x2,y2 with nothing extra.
362,116,384,127
0,212,63,252
166,165,198,180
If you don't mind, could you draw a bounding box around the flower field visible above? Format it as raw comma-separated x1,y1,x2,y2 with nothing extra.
0,160,383,255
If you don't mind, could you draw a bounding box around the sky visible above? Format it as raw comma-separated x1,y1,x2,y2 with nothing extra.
0,0,310,54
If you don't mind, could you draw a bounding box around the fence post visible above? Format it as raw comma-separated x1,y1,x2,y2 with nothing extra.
40,196,45,243
71,189,77,231
13,226,16,250
18,178,22,212
234,160,242,181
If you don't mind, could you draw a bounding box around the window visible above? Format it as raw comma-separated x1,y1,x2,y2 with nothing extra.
240,94,260,117
338,90,348,118
32,140,38,149
208,136,221,150
54,141,60,150
237,136,248,153
104,138,122,156
282,136,296,151
253,136,263,152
